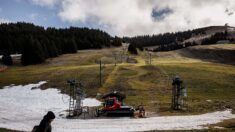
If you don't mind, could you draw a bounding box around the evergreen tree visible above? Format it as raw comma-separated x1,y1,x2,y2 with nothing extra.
112,36,122,47
128,44,138,55
0,22,120,65
69,38,78,53
21,37,45,65
63,38,77,53
43,39,58,57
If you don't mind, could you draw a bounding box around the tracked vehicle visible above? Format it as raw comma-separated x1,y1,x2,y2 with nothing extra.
95,91,135,117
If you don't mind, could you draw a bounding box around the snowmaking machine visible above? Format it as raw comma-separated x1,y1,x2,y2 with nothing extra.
95,91,135,117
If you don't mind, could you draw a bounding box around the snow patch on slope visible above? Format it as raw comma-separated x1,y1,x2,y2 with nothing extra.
0,82,234,132
82,98,101,107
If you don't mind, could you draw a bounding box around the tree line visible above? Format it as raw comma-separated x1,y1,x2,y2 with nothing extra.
0,22,122,65
201,32,234,45
124,26,233,52
123,28,206,49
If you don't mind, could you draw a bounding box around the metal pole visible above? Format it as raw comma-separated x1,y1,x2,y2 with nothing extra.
69,86,72,116
172,85,173,109
115,54,117,66
172,85,175,109
149,53,152,65
100,60,102,86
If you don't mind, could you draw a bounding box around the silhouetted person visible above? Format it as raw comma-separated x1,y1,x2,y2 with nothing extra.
32,111,55,132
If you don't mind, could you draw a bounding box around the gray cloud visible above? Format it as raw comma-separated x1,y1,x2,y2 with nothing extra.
225,8,234,16
228,12,234,16
30,0,235,36
151,7,173,21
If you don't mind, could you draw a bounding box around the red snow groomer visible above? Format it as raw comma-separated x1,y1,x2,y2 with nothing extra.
95,91,135,117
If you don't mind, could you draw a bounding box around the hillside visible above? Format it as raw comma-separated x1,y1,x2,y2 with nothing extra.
0,22,122,65
184,26,235,44
183,26,228,44
0,44,235,116
156,44,235,65
127,25,235,52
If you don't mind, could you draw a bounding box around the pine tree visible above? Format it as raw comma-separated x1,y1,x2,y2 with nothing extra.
0,22,115,65
128,44,138,55
21,37,45,65
112,36,122,47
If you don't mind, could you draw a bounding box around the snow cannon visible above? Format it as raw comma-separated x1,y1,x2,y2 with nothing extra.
95,91,135,117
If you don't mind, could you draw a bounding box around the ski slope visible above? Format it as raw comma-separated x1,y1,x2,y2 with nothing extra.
0,82,234,132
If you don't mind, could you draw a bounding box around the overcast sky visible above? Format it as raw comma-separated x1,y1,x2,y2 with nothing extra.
0,0,235,36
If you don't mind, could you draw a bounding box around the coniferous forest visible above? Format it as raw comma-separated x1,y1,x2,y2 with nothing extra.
1,22,234,65
124,26,234,52
0,22,121,65
123,28,206,50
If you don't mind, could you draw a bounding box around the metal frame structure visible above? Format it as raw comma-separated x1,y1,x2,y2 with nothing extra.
67,79,85,117
172,76,187,110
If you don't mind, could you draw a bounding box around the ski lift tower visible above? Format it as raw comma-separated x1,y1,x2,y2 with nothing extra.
171,76,187,110
67,79,85,117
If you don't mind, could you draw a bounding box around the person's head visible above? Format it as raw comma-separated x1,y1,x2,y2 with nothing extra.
44,111,55,123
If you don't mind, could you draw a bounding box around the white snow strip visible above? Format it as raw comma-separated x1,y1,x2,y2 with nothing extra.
82,98,102,107
0,54,22,59
0,82,234,132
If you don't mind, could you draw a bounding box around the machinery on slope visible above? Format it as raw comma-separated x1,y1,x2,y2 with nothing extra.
95,91,135,117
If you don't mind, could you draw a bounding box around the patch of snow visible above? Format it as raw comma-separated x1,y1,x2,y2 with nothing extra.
0,54,21,59
10,54,22,57
213,126,224,129
0,81,67,131
82,98,101,107
0,82,235,132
